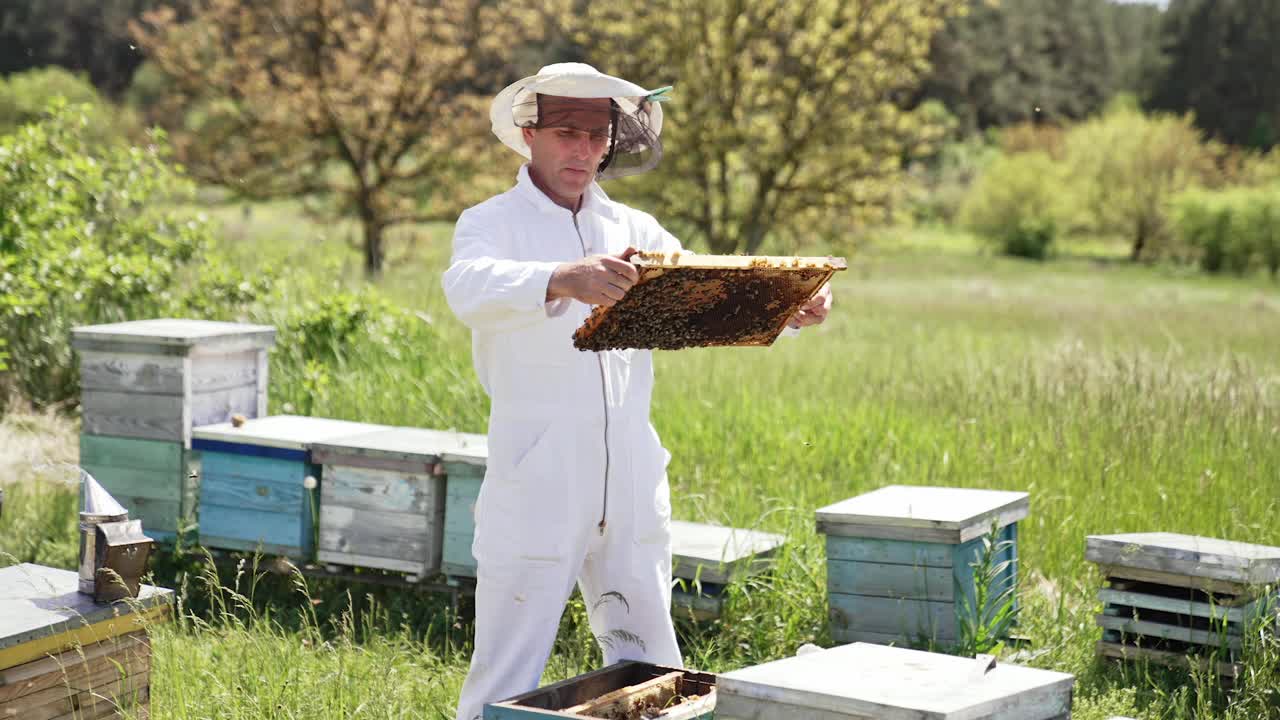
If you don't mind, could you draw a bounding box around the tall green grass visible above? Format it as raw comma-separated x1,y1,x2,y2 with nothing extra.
2,207,1279,719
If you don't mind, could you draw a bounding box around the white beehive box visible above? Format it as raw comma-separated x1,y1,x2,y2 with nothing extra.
716,642,1074,720
670,520,786,621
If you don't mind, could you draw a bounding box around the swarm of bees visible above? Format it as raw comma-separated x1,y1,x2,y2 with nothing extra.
573,253,845,351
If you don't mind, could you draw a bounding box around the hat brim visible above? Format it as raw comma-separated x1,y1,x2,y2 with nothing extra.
490,71,664,159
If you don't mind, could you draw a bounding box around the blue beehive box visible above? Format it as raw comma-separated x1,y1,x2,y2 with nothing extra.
484,661,716,719
816,485,1029,648
193,415,388,559
438,433,487,579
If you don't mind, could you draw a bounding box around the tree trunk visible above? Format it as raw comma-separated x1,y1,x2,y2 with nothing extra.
1130,216,1148,262
362,215,385,278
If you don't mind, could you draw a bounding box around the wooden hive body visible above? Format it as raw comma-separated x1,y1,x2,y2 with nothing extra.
573,253,846,351
816,486,1028,647
715,642,1073,720
193,415,389,560
1086,532,1280,681
439,436,488,579
73,319,276,541
669,520,786,622
484,661,716,719
0,564,171,720
311,427,482,579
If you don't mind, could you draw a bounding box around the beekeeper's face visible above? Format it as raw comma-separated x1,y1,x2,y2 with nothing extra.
522,95,612,208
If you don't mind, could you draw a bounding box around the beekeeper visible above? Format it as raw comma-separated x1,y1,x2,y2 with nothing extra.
444,63,832,720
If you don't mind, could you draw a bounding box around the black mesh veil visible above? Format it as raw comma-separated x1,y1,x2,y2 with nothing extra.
512,91,664,180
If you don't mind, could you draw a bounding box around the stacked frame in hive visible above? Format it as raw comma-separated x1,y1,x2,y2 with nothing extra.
311,427,485,580
72,319,276,541
816,485,1028,648
0,563,172,720
715,642,1074,720
1086,532,1280,682
669,520,786,622
573,252,846,351
484,660,716,719
192,415,389,560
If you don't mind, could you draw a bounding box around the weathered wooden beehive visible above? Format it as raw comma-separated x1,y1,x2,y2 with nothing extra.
816,485,1028,647
484,660,716,719
193,415,388,559
311,427,483,580
72,319,276,541
1087,532,1280,681
716,642,1074,720
669,520,786,621
0,563,172,720
439,433,489,579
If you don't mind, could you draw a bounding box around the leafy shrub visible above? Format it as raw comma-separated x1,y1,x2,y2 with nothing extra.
959,151,1070,260
1173,187,1280,277
906,137,999,225
0,66,141,147
1064,105,1214,261
0,103,267,410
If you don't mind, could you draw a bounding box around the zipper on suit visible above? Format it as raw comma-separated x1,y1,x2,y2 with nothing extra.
573,212,610,535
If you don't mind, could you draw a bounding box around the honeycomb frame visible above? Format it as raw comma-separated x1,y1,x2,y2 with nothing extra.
572,252,847,351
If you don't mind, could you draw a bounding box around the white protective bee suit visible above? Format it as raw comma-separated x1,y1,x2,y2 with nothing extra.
445,64,684,720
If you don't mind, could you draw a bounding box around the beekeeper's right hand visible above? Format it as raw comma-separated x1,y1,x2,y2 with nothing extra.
546,249,639,306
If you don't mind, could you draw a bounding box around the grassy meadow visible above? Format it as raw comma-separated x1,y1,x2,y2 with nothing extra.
2,199,1279,719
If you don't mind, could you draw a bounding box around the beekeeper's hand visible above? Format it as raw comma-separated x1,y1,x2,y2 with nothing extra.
788,283,833,329
547,248,640,306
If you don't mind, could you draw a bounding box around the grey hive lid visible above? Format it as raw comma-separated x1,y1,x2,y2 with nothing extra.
71,318,276,352
1086,532,1280,586
0,563,172,653
716,642,1074,720
816,485,1029,544
192,415,391,451
310,426,480,463
438,431,488,466
670,520,785,584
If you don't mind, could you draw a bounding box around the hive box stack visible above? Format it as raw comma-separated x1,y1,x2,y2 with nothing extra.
716,642,1074,720
192,415,388,560
73,319,276,542
0,563,172,720
312,427,482,581
669,520,786,621
484,661,716,719
816,485,1028,647
1087,532,1280,680
438,433,489,579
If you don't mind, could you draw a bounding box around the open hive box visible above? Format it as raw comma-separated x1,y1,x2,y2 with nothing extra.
573,252,846,351
485,661,715,719
1086,532,1280,683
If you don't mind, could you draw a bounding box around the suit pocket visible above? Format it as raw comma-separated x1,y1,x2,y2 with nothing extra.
474,418,570,563
630,423,672,546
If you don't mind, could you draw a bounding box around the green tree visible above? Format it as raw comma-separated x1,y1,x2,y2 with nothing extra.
1065,104,1213,261
922,0,1120,134
575,0,964,254
1149,0,1280,149
132,0,552,276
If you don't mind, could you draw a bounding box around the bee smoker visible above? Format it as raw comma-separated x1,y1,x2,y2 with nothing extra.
78,470,130,595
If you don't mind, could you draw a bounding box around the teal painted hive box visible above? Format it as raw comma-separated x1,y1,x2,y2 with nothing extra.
670,520,786,621
72,319,276,541
193,415,388,559
716,642,1073,720
816,485,1028,648
311,427,479,580
438,433,488,579
484,661,716,719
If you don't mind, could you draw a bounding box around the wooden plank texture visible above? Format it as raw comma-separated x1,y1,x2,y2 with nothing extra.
828,594,957,640
81,390,183,443
318,506,434,559
825,536,953,567
190,350,260,393
1098,588,1252,624
320,465,441,515
1096,641,1243,679
71,319,276,351
1086,532,1280,586
78,352,184,395
190,383,260,429
670,520,785,585
79,435,182,473
716,642,1073,720
1094,615,1242,650
827,561,955,602
815,486,1029,545
1097,565,1252,597
193,415,389,451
